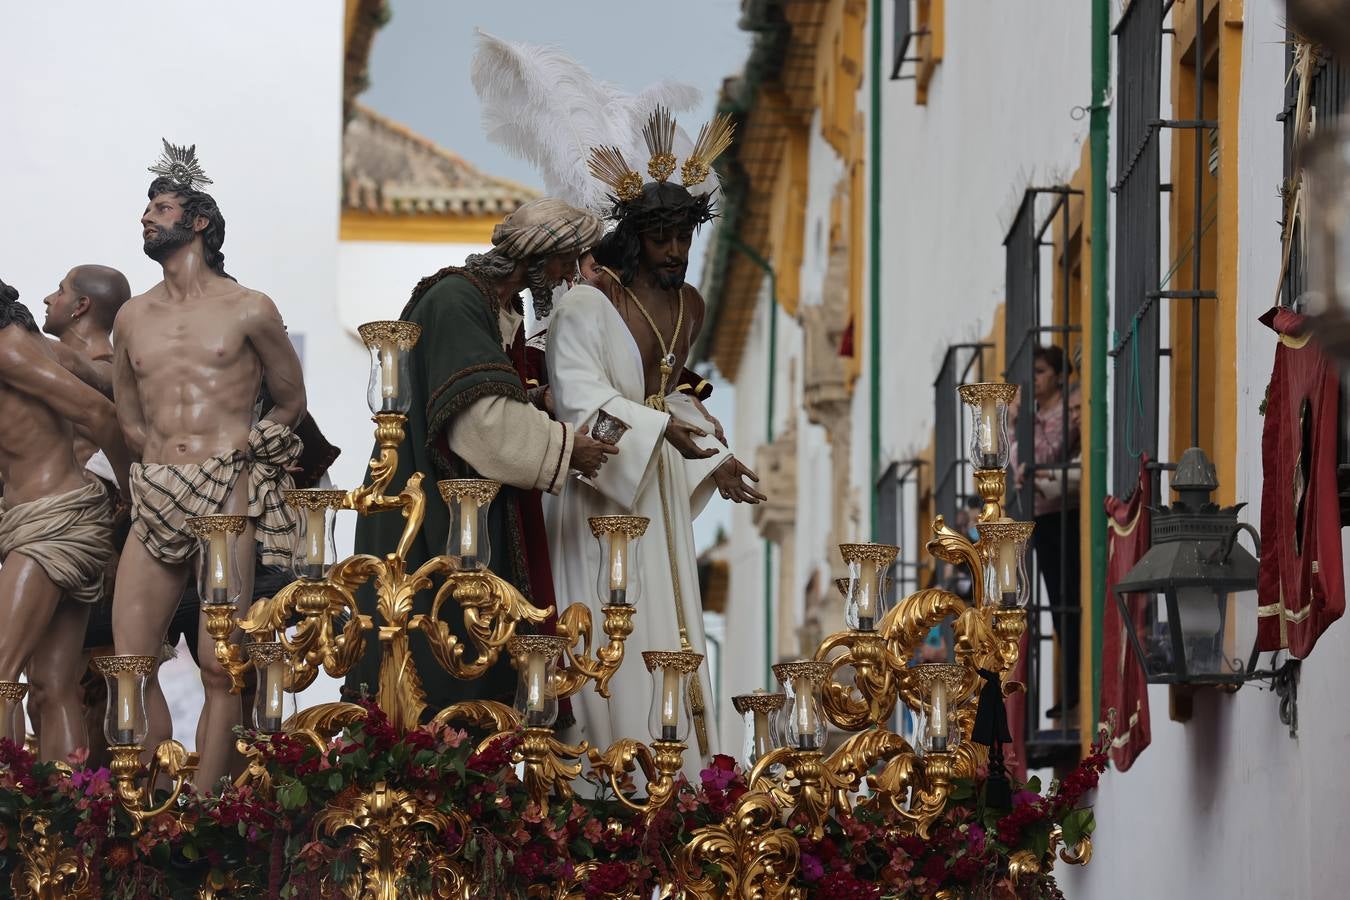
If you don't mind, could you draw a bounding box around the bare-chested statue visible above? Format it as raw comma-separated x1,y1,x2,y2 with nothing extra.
39,264,131,763
111,142,306,788
0,277,130,761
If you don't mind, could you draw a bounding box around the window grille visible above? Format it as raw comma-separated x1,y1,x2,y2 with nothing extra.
933,343,990,525
889,0,922,81
1003,186,1085,765
1111,0,1220,495
876,459,928,607
1109,0,1165,498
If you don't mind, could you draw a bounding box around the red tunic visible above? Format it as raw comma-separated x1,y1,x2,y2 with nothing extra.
1099,459,1153,771
1256,307,1345,658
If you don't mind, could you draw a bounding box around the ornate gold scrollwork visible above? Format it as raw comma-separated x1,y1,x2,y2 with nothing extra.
586,737,686,814
107,740,199,835
677,791,802,899
512,727,588,813
552,602,634,699
314,780,461,900
11,814,95,899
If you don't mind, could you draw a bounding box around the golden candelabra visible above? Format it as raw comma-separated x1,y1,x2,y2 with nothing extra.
6,323,1095,898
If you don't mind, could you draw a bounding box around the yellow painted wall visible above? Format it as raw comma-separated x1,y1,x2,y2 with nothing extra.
340,210,500,244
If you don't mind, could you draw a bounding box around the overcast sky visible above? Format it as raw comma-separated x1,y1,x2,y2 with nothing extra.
363,0,751,551
363,0,751,192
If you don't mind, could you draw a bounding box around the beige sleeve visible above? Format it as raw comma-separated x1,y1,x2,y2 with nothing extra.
446,395,574,495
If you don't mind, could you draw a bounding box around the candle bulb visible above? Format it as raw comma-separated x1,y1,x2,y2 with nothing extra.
379,340,398,412
265,661,285,719
525,652,547,716
752,709,770,754
208,532,229,603
794,676,818,750
660,666,680,741
458,498,478,570
855,561,877,631
608,532,628,605
978,397,999,466
930,677,949,751
115,671,137,745
303,507,326,580
997,541,1019,607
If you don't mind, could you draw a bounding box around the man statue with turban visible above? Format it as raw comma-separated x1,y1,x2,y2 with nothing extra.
345,198,614,715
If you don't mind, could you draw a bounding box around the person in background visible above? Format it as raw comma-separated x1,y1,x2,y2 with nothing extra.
1024,345,1082,720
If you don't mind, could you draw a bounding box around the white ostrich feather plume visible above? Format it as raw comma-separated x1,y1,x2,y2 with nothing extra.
471,29,705,213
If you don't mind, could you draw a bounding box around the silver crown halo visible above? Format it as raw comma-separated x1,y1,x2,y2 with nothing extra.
147,138,214,191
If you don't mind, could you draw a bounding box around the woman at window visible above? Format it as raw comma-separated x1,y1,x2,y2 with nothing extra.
1026,345,1082,720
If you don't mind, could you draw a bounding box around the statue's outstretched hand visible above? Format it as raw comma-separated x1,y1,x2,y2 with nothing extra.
713,457,766,504
665,418,718,460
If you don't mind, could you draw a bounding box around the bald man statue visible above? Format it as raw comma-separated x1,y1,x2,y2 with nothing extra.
43,265,131,455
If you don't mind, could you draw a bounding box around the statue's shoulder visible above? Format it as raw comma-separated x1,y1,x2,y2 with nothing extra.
403,269,494,328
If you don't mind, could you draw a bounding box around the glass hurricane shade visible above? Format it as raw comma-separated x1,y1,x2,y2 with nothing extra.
358,321,420,415
93,656,155,747
958,384,1016,471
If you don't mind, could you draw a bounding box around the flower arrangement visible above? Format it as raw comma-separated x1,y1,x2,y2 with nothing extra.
0,703,1105,898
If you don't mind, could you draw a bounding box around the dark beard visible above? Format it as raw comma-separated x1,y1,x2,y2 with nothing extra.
654,267,686,290
143,220,195,263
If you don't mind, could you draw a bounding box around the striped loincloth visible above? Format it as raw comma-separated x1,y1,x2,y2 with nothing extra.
129,420,302,566
0,477,115,605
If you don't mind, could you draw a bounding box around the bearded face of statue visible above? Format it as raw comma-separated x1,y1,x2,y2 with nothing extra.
640,224,693,290
141,192,198,264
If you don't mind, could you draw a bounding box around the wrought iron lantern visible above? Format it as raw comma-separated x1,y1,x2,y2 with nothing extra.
1113,447,1260,686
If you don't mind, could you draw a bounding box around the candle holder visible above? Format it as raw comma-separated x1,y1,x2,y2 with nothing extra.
358,320,420,415
92,655,197,834
587,650,700,816
0,681,28,746
507,635,587,812
439,480,499,572
907,663,967,754
589,516,649,607
774,661,830,752
976,520,1035,609
284,489,345,581
958,382,1016,470
644,650,701,743
839,543,899,632
732,690,784,766
247,641,289,733
190,515,253,693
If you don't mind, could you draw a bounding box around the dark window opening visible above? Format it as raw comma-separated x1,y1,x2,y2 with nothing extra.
889,0,925,81
876,458,929,609
1004,186,1085,767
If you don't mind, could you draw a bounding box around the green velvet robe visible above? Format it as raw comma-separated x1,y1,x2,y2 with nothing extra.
344,268,548,714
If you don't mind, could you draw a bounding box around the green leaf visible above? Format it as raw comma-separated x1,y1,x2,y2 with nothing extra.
327,771,345,793
1023,775,1043,794
182,843,200,861
1060,808,1096,846
1027,823,1051,860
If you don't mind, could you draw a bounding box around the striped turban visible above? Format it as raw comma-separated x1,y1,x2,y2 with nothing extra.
491,197,605,260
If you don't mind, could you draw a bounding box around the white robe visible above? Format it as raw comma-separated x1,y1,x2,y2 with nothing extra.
545,285,728,782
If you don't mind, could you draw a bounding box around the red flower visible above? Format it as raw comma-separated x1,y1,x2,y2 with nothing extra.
584,861,631,898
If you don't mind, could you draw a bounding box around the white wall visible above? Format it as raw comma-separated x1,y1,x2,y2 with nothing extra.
332,240,490,523
1061,2,1350,897
0,1,347,744
876,0,1092,463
